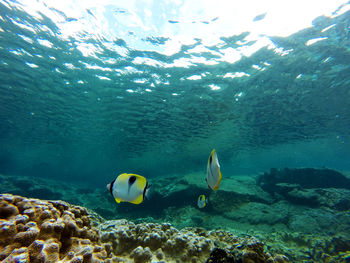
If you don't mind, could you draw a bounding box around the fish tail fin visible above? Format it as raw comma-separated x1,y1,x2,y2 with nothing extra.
145,185,152,200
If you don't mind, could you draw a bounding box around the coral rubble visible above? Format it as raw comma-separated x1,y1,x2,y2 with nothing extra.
0,193,289,263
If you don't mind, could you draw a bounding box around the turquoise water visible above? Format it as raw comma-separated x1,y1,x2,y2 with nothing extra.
0,0,350,188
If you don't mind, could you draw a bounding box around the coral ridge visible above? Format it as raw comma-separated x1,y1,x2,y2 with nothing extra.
0,193,288,263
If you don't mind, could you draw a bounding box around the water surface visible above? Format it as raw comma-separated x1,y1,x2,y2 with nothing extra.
0,0,349,185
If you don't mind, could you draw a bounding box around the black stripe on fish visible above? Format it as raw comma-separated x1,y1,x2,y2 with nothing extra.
209,154,215,178
209,162,214,178
109,179,115,197
128,175,137,194
143,181,149,200
128,175,136,185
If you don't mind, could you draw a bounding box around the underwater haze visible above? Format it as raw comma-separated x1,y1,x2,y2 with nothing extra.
0,0,350,186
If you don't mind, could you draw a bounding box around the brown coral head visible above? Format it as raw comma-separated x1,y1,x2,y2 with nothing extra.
0,203,19,219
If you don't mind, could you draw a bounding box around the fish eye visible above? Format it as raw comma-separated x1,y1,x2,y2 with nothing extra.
128,175,136,184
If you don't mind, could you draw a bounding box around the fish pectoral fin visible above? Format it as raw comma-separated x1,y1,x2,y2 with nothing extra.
130,195,144,205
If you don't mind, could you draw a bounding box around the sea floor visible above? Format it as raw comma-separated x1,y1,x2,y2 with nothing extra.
1,169,350,262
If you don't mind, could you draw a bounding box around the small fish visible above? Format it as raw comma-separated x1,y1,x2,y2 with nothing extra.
253,13,267,22
66,17,78,22
197,194,207,208
206,149,222,190
107,173,149,204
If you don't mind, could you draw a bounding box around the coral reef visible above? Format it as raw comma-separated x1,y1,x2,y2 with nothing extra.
0,193,290,263
0,194,114,262
96,218,289,263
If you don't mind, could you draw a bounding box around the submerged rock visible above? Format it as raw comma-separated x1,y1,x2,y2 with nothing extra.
205,245,290,263
258,168,350,191
257,168,350,208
